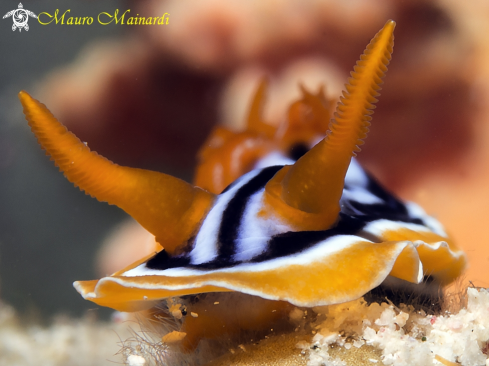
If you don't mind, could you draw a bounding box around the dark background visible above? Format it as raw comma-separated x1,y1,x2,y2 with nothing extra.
0,0,127,319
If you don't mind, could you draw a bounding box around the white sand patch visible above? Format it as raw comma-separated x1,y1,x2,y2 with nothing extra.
308,288,489,366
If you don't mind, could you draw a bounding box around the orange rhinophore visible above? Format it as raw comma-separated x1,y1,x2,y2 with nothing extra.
19,91,215,256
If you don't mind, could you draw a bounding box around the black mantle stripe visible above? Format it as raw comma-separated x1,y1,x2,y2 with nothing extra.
216,166,282,262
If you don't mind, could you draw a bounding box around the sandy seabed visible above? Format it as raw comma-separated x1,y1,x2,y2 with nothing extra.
2,287,489,366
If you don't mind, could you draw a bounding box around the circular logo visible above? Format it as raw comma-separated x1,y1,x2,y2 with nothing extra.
3,3,37,32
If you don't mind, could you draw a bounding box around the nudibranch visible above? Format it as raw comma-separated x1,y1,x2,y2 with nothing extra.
20,21,466,317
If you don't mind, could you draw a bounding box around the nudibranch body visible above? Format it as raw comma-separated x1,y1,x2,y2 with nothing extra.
20,20,465,317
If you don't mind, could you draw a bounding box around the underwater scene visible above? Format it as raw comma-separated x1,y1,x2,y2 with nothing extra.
1,0,489,365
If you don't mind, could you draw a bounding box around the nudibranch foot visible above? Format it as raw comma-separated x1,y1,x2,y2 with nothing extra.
141,292,296,353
